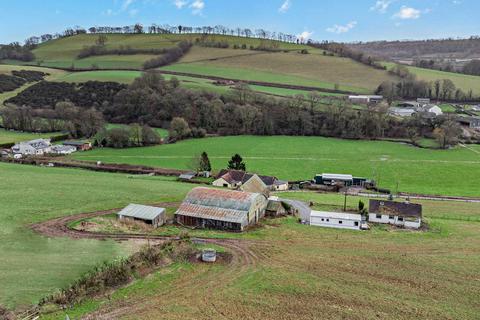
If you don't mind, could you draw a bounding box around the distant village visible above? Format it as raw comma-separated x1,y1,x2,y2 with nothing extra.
348,95,480,129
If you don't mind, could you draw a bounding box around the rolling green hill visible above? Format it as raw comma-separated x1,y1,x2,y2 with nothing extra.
1,34,400,95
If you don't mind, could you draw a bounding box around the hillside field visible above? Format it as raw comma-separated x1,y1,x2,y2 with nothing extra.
384,62,480,95
70,135,480,197
0,162,193,308
0,128,64,144
44,191,480,319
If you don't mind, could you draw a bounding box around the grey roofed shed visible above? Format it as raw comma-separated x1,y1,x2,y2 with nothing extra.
117,204,166,228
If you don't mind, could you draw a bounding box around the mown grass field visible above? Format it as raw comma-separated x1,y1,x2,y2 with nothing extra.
384,62,480,95
70,135,480,197
0,162,194,309
45,191,480,320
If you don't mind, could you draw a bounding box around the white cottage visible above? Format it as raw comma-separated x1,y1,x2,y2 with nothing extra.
368,199,422,229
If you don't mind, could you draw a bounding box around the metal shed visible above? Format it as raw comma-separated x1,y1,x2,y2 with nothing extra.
117,204,166,228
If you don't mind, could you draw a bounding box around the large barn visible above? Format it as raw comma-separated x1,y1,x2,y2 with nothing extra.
174,187,268,231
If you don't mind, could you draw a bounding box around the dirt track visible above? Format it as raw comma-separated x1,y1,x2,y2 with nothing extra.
30,203,263,319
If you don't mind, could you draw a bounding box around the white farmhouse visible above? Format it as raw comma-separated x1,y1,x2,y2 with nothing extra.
310,210,363,230
368,199,422,229
12,139,52,156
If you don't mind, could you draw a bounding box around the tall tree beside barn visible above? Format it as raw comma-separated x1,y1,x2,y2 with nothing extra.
227,154,246,171
200,152,212,172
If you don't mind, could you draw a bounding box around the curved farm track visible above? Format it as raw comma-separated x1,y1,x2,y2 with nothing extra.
31,204,270,320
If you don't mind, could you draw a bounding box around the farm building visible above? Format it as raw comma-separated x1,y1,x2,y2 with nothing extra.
368,199,422,229
314,174,372,187
417,104,443,116
457,116,480,129
12,138,51,156
174,187,268,231
117,204,166,228
213,169,279,191
348,95,383,104
397,101,420,108
265,197,288,217
417,98,431,104
389,107,416,117
178,172,196,181
63,141,92,151
239,174,269,194
50,145,77,155
273,180,289,191
310,211,363,230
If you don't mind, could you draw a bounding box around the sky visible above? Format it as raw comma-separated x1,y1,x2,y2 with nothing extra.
0,0,478,44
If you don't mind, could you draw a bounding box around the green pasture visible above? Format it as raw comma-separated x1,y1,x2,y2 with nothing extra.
0,162,193,309
0,128,64,144
70,135,480,197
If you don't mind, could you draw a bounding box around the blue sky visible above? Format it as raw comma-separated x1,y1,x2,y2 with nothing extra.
0,0,477,44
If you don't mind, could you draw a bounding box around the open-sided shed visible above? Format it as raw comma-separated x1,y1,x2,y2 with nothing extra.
117,204,166,228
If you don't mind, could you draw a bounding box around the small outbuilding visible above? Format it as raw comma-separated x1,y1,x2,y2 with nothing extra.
265,196,288,217
310,211,363,230
63,141,92,151
175,187,268,231
368,199,422,229
117,204,166,228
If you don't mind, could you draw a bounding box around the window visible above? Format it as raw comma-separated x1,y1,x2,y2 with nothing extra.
223,184,228,187
354,222,359,226
398,217,404,222
389,215,394,220
376,214,382,219
326,219,330,222
339,221,343,224
321,218,324,221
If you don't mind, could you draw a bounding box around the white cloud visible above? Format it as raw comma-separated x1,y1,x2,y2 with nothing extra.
393,6,421,19
121,0,135,11
129,8,139,16
279,0,291,13
452,0,462,4
297,30,313,40
370,0,395,14
326,21,357,34
174,0,188,9
190,0,204,15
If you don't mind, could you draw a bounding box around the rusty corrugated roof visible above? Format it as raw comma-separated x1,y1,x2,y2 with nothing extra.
176,203,248,224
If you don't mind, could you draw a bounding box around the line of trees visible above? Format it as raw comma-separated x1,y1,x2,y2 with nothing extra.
143,41,192,69
0,42,35,61
2,72,465,149
94,124,161,148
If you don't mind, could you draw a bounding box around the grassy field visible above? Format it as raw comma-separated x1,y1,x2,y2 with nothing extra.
0,162,194,309
70,135,480,197
384,62,480,95
173,50,398,93
0,128,64,144
7,34,308,71
44,191,480,319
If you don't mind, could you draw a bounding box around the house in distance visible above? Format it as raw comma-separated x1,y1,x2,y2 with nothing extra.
213,169,288,192
368,199,422,229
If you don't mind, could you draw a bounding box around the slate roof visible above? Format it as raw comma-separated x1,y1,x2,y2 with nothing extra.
369,200,422,218
117,204,166,220
216,169,277,186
